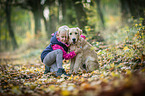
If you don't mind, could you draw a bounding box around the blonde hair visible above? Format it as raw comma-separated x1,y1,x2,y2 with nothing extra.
58,25,69,33
58,25,69,38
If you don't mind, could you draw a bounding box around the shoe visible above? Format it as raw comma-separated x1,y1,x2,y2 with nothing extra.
62,69,71,76
56,68,63,76
44,65,51,74
56,68,71,77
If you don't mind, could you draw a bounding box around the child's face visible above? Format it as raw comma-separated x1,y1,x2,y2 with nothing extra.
58,31,68,43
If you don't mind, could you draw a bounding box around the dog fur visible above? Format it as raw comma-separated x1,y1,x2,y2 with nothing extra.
68,27,99,74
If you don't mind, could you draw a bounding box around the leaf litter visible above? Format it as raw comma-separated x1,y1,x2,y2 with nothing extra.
0,41,145,96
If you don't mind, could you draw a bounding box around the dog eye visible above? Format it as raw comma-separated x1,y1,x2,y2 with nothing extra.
75,32,78,34
70,33,72,35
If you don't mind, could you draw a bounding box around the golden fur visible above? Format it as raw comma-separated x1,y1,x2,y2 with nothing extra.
68,27,99,74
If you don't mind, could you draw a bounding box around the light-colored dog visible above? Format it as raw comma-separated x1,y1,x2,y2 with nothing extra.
68,27,99,74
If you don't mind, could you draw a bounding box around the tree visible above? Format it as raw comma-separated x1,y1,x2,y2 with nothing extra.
95,0,105,29
5,0,18,49
58,0,77,26
47,0,58,38
72,0,88,34
120,0,145,25
14,0,44,37
24,0,43,37
58,0,67,24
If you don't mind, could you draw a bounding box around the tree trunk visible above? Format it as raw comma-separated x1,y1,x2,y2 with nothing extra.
61,0,66,24
48,1,57,38
5,0,18,50
5,31,8,50
120,0,130,23
72,0,88,34
96,0,105,29
33,11,41,37
59,0,76,26
42,14,49,34
66,0,76,25
127,0,145,25
28,0,42,38
59,0,66,24
120,0,145,25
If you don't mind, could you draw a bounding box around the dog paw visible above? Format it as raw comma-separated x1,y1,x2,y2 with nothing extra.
82,70,87,73
73,70,78,74
72,72,77,75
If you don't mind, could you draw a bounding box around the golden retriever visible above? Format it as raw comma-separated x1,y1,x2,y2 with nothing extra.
68,27,99,74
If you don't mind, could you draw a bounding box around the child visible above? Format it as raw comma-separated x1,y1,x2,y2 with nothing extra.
41,25,81,77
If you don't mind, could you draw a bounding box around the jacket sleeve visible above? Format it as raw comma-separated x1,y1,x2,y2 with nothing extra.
52,44,76,60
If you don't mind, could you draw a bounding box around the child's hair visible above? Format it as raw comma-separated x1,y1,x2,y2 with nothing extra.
58,25,69,35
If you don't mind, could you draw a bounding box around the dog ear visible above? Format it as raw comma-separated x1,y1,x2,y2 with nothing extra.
76,27,83,41
67,28,70,39
76,27,82,36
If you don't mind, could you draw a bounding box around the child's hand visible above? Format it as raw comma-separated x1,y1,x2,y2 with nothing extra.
74,48,81,54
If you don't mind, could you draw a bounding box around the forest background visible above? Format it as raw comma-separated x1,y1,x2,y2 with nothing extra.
0,0,144,51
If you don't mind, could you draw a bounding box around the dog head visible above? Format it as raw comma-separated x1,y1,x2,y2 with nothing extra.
68,27,82,44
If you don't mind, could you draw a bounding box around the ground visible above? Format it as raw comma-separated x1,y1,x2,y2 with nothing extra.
0,41,145,96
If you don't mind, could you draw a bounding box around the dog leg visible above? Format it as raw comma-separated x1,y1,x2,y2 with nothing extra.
88,62,99,72
69,58,75,74
74,54,82,74
80,64,88,72
85,57,99,72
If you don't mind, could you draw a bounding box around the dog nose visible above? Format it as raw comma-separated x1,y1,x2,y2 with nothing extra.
72,38,76,42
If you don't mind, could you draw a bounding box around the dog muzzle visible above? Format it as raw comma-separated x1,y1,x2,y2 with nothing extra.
72,38,76,44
